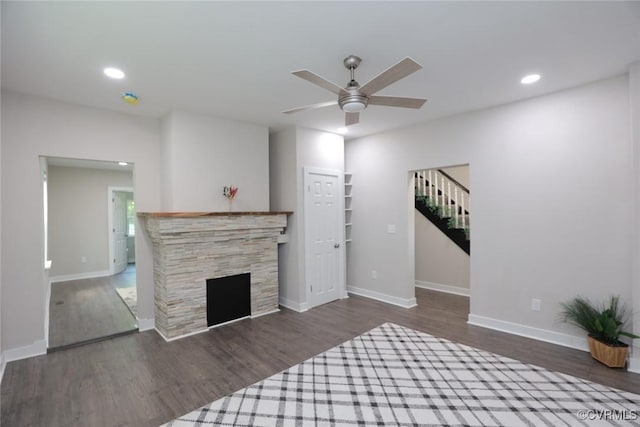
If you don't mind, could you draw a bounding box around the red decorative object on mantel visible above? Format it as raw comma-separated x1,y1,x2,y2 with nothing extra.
223,186,238,200
223,186,238,211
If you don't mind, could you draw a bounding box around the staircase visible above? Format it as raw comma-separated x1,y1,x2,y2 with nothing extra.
415,169,470,255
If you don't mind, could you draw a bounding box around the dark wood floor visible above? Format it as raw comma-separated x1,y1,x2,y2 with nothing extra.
3,289,639,426
48,271,138,349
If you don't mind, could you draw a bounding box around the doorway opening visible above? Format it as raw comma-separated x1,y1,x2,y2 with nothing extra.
412,164,471,312
42,157,138,350
109,187,137,318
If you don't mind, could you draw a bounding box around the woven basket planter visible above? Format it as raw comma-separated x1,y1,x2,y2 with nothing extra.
587,336,628,368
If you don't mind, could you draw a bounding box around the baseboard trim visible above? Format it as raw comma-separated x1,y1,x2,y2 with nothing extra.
467,314,589,352
347,286,417,309
0,353,6,385
50,270,111,283
251,309,280,319
3,339,47,364
279,297,309,313
137,318,155,332
415,280,470,297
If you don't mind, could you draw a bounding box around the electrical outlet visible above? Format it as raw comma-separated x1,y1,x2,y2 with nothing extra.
371,270,377,280
531,298,541,312
80,256,87,264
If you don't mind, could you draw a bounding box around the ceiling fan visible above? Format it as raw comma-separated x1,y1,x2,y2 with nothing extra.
283,55,427,127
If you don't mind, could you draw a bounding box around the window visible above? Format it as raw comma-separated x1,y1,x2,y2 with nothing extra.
127,199,135,236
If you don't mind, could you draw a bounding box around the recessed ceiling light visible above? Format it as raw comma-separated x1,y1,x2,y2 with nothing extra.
118,162,128,166
104,67,125,79
336,127,348,135
521,74,541,85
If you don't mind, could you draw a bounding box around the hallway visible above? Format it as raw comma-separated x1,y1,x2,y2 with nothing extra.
48,267,137,350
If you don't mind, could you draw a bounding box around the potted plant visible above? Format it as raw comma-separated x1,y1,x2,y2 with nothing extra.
560,295,639,368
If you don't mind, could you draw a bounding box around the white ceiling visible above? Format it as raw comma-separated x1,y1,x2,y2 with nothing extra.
3,1,640,140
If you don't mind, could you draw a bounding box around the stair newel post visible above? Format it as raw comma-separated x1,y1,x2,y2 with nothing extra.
447,181,451,217
422,171,427,198
461,196,466,228
428,170,433,201
434,171,439,209
454,187,459,228
441,175,446,216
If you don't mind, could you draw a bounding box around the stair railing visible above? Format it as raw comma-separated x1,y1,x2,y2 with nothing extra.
415,169,470,231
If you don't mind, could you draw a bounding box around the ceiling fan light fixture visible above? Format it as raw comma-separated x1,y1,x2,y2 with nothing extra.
339,94,368,113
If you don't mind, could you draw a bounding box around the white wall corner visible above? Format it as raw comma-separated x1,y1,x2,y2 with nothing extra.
279,297,309,313
467,314,589,352
628,355,640,374
415,280,470,297
348,286,417,309
137,317,155,332
3,339,48,364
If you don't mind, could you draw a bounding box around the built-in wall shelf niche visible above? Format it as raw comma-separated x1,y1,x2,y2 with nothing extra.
345,173,352,243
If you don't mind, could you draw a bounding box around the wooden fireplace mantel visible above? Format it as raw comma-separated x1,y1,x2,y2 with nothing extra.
137,211,292,218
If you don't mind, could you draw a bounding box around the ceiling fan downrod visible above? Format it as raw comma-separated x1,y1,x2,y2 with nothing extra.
340,55,368,112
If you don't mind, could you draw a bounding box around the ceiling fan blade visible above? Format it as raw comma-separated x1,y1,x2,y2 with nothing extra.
292,70,346,96
360,57,423,96
345,112,359,126
368,96,427,109
282,100,338,114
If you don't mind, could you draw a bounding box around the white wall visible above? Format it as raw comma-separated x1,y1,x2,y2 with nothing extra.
415,211,469,292
630,62,640,373
441,165,469,188
346,76,632,345
161,109,269,212
269,127,344,310
269,128,300,306
48,166,133,278
0,53,3,378
1,91,162,355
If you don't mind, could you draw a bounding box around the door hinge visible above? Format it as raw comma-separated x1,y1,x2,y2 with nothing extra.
113,258,116,263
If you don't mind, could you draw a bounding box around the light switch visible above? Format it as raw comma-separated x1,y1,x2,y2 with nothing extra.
387,224,396,234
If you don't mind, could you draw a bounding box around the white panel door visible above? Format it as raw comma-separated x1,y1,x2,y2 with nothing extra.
112,191,128,274
305,167,345,308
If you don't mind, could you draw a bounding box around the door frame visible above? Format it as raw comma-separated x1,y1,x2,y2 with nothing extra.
108,186,134,275
303,167,346,309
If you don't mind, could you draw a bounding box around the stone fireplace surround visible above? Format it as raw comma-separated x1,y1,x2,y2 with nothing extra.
139,212,290,340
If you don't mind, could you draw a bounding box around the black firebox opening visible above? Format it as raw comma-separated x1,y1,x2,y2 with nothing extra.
206,273,251,327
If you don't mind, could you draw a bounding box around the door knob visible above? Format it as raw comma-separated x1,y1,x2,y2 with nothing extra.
334,243,340,248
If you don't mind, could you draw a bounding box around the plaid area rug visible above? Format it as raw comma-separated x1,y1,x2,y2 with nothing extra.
162,323,640,426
